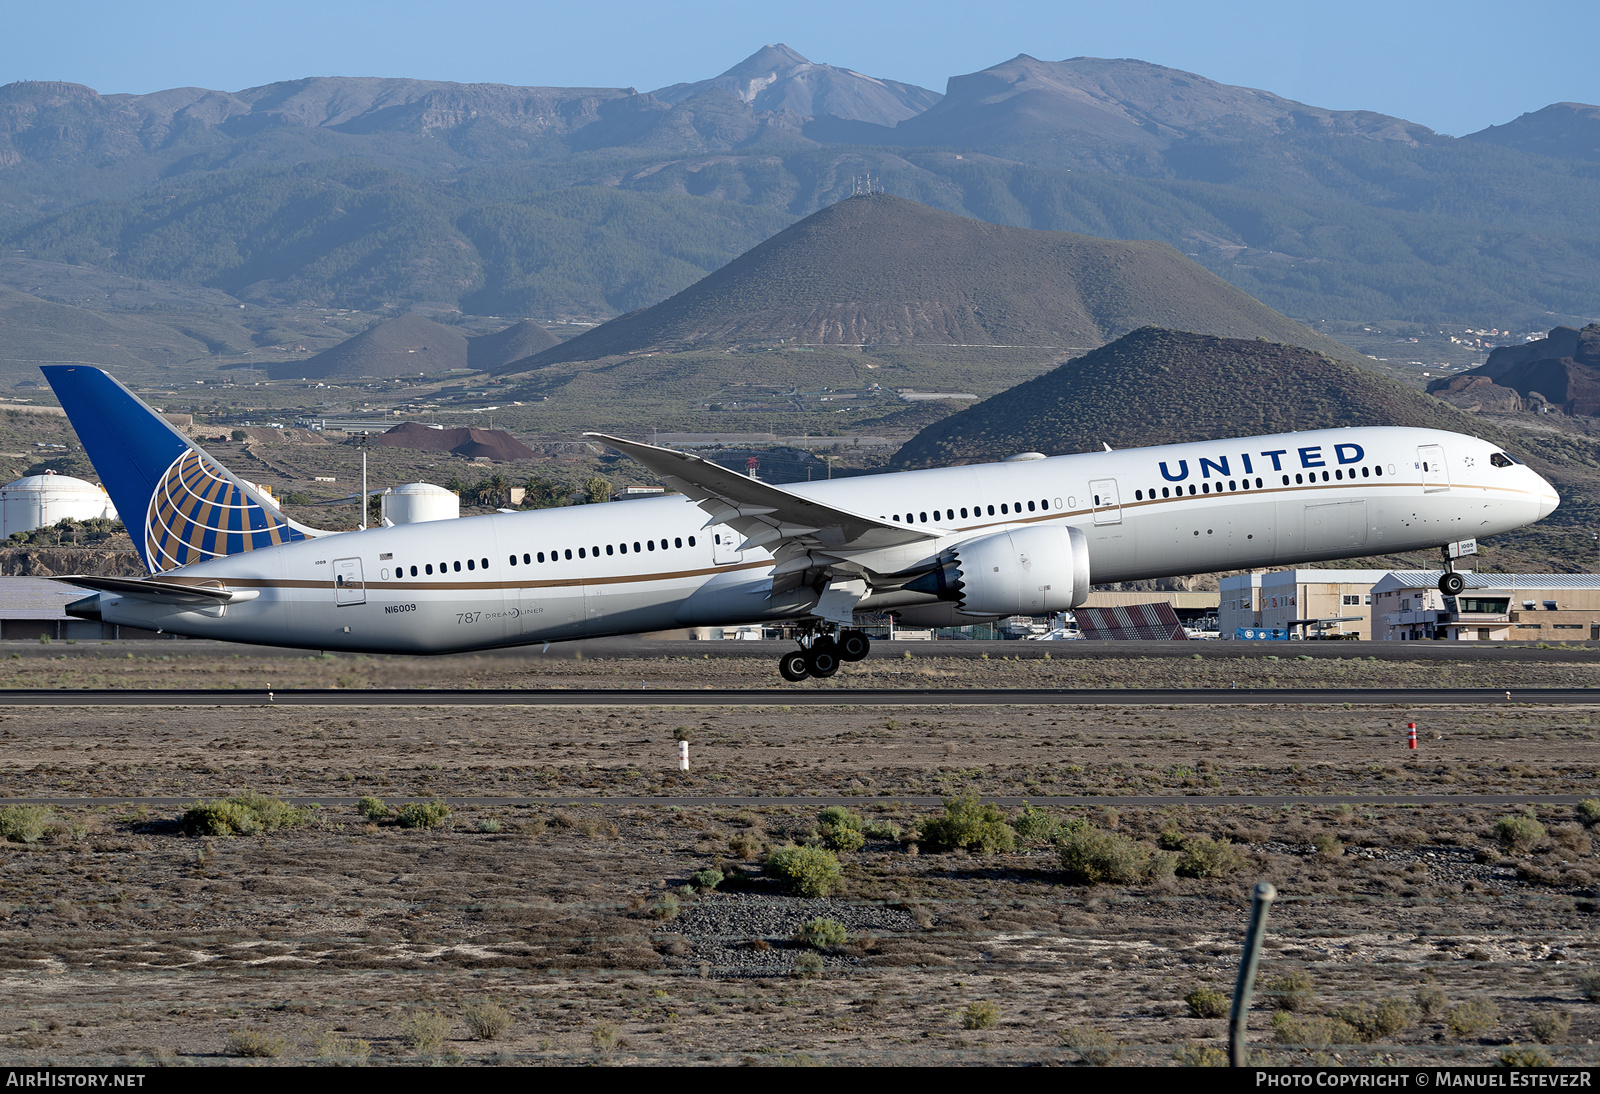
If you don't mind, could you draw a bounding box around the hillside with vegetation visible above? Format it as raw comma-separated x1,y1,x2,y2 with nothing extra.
516,194,1363,366
891,328,1477,466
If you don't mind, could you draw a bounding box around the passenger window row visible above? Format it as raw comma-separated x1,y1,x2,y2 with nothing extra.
1280,466,1384,486
393,536,699,577
1134,465,1387,501
890,500,1053,523
1137,479,1263,500
396,557,490,577
507,536,694,565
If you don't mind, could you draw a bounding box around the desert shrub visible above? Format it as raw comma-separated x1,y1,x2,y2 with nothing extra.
225,1029,286,1057
399,1009,452,1054
822,827,864,852
690,867,724,892
463,1001,512,1042
1494,814,1546,852
962,1001,1000,1030
1271,1012,1359,1048
1013,806,1061,844
1057,825,1166,884
1576,971,1600,1002
181,792,314,837
1185,986,1230,1019
1335,997,1417,1040
312,1029,371,1061
1577,799,1600,826
728,830,765,859
1445,998,1502,1038
793,951,825,979
766,844,842,897
1157,826,1187,850
649,893,680,920
1176,835,1246,878
313,1029,369,1060
817,805,864,848
919,791,1016,853
1062,1025,1124,1066
1416,980,1449,1017
1312,832,1344,856
1261,971,1316,1013
0,805,53,843
796,917,847,950
1172,1043,1228,1066
1529,1010,1571,1044
864,818,902,840
355,795,388,820
817,806,859,827
1499,1045,1554,1067
591,1021,620,1051
396,799,451,829
477,818,502,833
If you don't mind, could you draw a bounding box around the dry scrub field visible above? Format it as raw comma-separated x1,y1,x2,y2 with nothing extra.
0,641,1598,692
0,651,1598,1066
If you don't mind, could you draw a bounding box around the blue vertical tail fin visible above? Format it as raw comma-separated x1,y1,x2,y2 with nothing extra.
41,366,323,574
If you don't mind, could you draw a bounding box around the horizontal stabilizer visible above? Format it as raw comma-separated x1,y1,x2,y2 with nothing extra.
52,575,260,607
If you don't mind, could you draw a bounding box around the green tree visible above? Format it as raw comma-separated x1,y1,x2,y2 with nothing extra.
522,477,574,508
581,476,614,504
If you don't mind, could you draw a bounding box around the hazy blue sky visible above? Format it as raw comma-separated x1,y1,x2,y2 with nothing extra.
5,0,1595,136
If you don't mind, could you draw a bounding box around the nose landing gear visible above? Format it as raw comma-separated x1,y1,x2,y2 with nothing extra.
1437,545,1466,596
777,626,871,681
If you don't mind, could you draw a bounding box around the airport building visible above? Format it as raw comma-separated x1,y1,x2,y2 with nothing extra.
1372,572,1600,641
1224,569,1389,639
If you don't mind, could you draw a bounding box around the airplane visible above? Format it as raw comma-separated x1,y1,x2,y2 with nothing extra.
43,365,1558,680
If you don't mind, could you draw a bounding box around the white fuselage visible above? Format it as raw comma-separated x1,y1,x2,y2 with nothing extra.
93,426,1558,652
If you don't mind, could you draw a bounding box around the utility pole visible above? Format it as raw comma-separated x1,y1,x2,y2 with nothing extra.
358,434,369,531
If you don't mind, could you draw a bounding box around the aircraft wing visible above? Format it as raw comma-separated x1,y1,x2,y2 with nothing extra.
585,434,937,570
51,575,260,607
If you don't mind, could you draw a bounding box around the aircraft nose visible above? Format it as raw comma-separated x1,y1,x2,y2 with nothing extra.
1535,472,1560,519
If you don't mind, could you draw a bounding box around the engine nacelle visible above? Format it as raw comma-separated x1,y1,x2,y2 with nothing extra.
904,525,1090,618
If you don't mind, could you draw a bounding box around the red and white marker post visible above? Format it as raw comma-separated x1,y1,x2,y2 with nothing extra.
1406,722,1418,750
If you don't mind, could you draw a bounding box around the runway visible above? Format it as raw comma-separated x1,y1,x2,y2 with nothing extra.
0,686,1593,706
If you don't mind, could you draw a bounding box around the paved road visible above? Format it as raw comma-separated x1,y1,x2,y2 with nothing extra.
4,637,1599,663
0,686,1592,706
5,794,1589,808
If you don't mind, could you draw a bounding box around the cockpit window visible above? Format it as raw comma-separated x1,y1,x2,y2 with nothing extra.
1489,452,1519,468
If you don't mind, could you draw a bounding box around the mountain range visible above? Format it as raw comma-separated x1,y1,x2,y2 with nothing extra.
1,45,1598,338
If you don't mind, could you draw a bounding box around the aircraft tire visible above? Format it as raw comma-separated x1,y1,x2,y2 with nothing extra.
1438,572,1466,596
838,630,870,661
805,645,841,678
778,650,811,681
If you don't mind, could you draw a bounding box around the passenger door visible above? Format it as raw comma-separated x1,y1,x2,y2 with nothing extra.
333,557,365,606
711,524,743,565
1089,479,1122,526
1419,444,1450,492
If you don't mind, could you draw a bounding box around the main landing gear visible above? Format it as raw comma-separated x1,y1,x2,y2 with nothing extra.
778,626,871,681
1437,546,1466,597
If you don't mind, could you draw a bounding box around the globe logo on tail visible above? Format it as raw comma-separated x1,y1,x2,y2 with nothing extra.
143,449,305,573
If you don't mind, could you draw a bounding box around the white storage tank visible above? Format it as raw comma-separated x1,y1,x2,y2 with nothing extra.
380,482,459,525
0,473,118,538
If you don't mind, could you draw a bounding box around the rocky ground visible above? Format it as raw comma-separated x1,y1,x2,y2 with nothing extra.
0,651,1598,1066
